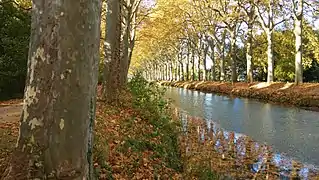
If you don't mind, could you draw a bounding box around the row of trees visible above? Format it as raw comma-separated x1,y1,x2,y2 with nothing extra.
132,0,319,84
0,0,149,100
101,0,152,103
2,0,147,178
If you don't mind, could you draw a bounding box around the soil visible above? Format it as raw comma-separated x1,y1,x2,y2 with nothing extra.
0,102,21,176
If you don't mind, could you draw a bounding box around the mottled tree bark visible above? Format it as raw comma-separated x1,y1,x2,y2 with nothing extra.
191,50,195,81
294,0,303,84
220,31,226,81
170,61,173,81
186,45,190,81
121,4,132,85
174,60,178,81
167,63,170,80
239,0,255,83
105,0,122,103
266,30,274,83
203,45,209,81
256,0,274,83
180,62,184,81
220,43,225,81
197,54,201,81
122,0,140,84
177,60,180,81
246,22,254,83
208,40,216,81
102,0,114,99
230,30,237,83
4,0,101,179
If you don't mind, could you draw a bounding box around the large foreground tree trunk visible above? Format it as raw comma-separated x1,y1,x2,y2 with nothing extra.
3,0,101,179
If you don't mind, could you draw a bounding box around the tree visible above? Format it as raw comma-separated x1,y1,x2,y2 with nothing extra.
121,0,142,84
3,0,102,178
211,0,242,83
254,0,287,83
103,0,122,103
238,0,256,82
293,0,304,84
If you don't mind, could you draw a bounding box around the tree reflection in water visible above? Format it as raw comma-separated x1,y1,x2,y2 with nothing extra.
174,107,319,179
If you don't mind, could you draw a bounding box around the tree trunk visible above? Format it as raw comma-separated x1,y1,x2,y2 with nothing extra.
4,0,102,179
153,64,157,80
267,0,274,83
186,63,189,81
180,62,184,81
191,50,195,81
177,60,180,81
159,65,162,80
162,65,165,80
220,44,225,81
197,55,201,81
230,31,237,83
266,30,274,83
210,42,216,81
167,63,169,80
207,38,216,81
211,55,216,81
173,62,177,81
105,0,122,103
246,22,253,83
294,0,303,85
102,0,115,99
148,69,151,80
186,45,190,81
220,31,226,81
203,45,209,81
121,4,132,85
170,61,173,81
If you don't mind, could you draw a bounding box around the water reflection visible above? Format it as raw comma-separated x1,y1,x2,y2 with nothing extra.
175,108,318,179
166,87,319,168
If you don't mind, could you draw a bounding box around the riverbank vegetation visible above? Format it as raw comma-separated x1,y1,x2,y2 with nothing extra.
160,81,319,110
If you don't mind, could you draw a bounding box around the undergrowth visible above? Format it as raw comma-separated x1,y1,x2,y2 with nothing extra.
93,72,182,179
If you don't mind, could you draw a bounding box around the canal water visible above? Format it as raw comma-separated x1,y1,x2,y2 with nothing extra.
165,87,319,168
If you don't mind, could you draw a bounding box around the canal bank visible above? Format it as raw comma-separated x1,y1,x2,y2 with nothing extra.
159,81,319,111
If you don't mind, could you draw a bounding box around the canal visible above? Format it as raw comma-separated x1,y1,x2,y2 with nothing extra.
165,87,319,167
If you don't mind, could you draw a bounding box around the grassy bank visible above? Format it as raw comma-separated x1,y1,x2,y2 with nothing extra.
160,81,319,110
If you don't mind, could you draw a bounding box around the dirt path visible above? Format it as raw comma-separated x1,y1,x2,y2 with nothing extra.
0,104,22,123
0,103,22,175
